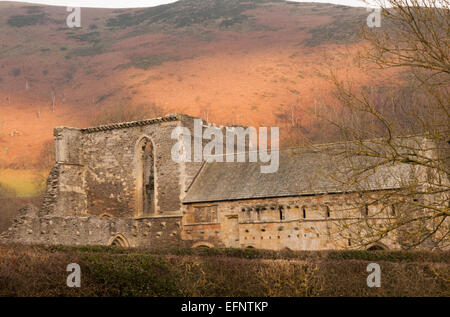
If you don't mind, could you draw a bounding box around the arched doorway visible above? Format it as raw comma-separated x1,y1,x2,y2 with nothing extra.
191,242,214,249
110,234,130,248
136,137,156,217
367,243,387,251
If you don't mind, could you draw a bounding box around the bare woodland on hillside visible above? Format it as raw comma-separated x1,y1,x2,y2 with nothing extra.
88,103,163,126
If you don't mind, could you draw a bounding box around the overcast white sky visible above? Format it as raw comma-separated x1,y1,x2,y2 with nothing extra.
0,0,378,9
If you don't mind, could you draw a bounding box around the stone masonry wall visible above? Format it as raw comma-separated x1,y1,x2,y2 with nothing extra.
181,192,402,250
2,114,433,251
0,205,186,249
0,114,207,249
82,121,181,217
46,114,206,219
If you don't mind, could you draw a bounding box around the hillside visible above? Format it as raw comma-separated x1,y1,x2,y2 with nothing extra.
0,0,398,170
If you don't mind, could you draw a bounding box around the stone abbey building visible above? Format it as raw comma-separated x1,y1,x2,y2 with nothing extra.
1,113,442,250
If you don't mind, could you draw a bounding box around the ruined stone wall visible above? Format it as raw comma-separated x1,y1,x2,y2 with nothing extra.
0,114,208,248
1,205,186,249
82,121,180,217
44,114,206,219
45,127,87,216
181,192,401,250
2,114,432,251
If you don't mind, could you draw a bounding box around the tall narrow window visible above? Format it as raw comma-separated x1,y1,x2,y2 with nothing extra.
362,204,369,217
391,204,396,216
325,206,331,218
279,207,284,220
137,137,155,216
302,206,306,219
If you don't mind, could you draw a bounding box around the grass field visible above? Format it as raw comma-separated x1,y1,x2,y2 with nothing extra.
0,169,47,197
0,245,448,297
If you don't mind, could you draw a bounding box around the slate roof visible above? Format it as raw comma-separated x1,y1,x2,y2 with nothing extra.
183,145,415,204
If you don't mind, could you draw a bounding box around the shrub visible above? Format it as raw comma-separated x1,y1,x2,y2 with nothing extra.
11,68,21,77
0,245,448,296
7,14,45,27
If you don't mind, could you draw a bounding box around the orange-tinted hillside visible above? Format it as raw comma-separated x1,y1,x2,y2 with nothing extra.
0,0,399,168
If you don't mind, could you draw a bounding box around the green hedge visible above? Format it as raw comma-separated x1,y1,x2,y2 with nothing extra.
0,244,448,296
45,245,450,263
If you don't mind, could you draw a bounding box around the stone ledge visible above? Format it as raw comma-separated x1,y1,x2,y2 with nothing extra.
134,215,183,220
80,113,191,134
183,222,220,226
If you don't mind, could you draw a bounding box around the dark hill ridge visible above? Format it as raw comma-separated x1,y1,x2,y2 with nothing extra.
1,1,367,58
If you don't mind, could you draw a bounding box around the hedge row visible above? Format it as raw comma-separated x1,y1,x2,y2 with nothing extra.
0,244,448,297
44,244,450,263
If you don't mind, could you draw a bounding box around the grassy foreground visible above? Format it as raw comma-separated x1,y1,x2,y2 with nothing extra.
0,244,448,297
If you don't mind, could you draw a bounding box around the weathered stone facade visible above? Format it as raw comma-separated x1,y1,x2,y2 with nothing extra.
181,193,405,250
1,114,203,249
0,114,441,250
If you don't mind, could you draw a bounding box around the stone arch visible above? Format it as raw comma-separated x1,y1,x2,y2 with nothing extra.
367,243,388,251
191,242,214,249
109,234,130,248
100,212,113,218
135,136,157,217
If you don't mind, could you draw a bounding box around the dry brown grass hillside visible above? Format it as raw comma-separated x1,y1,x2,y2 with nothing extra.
0,0,401,170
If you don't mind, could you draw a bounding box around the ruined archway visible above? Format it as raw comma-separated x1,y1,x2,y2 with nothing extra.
191,242,214,249
109,234,130,248
367,243,388,251
136,137,156,217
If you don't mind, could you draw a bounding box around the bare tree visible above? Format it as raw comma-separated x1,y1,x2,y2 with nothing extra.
318,0,449,250
51,90,56,113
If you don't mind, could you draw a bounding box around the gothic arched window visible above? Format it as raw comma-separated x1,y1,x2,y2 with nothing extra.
136,137,155,216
